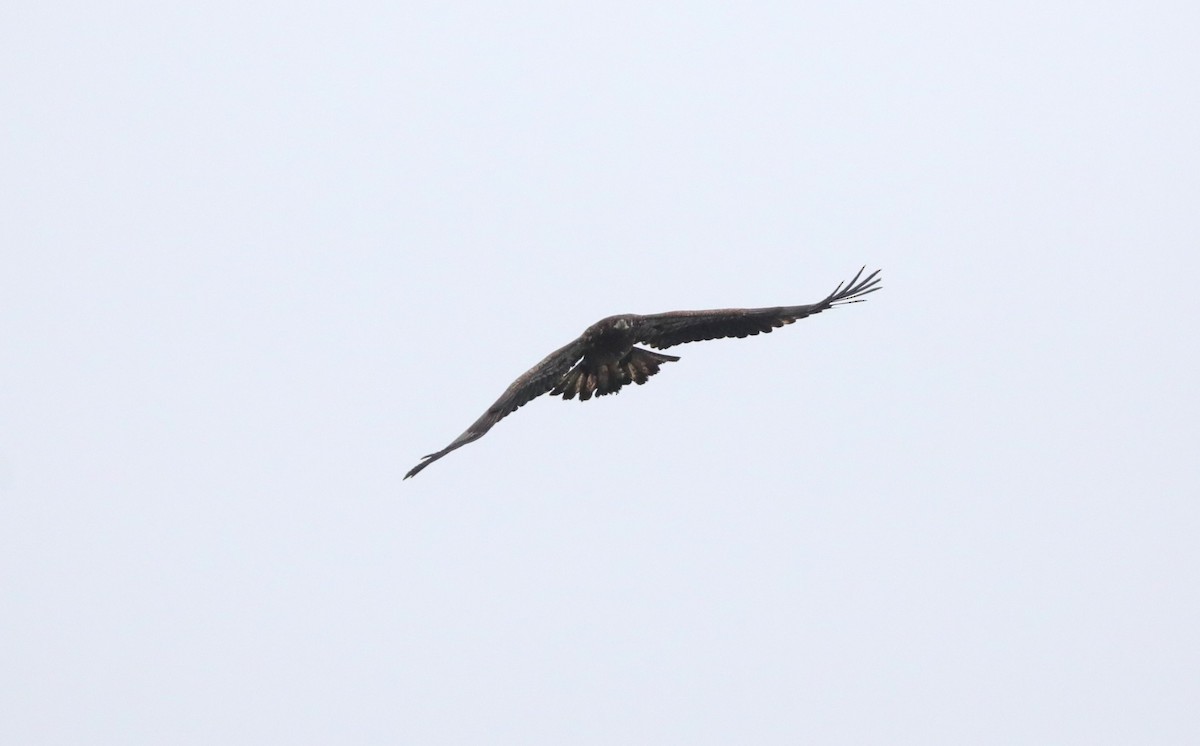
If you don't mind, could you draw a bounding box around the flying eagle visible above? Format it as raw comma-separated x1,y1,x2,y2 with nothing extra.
405,267,881,479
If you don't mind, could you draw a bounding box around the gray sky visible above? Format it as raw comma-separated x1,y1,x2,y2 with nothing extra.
3,2,1198,743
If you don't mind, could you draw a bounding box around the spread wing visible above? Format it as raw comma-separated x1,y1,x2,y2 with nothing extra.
404,337,587,479
633,267,881,349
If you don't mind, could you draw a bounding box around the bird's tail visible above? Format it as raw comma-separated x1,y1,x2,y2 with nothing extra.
552,347,680,401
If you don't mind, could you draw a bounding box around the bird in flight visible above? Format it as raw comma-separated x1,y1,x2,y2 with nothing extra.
405,267,881,479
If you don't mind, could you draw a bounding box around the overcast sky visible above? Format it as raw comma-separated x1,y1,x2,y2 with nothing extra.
3,2,1198,744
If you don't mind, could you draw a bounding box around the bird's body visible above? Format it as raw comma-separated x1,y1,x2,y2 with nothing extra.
405,268,881,479
549,315,676,401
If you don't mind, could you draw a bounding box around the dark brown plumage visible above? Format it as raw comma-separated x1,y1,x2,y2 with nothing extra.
404,267,881,479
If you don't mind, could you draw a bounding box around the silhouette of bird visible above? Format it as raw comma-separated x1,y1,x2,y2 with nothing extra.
405,267,881,479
